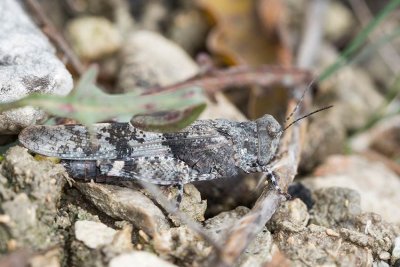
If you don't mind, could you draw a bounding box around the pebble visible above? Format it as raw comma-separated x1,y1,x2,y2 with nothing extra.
392,236,400,264
75,183,170,236
0,0,73,134
66,16,122,60
117,30,198,94
74,220,116,249
325,228,340,237
117,30,245,121
379,251,391,260
373,260,390,267
309,187,361,228
324,1,355,43
109,251,178,267
269,198,310,232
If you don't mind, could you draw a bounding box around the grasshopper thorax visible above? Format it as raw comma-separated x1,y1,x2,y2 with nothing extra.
223,114,282,173
255,114,282,166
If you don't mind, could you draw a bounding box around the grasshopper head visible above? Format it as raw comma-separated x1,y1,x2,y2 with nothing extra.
255,114,282,166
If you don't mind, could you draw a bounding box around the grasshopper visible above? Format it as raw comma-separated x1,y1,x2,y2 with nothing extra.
18,114,284,200
18,77,331,202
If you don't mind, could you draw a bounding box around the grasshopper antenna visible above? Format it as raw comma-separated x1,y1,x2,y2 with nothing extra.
284,78,317,127
283,105,333,131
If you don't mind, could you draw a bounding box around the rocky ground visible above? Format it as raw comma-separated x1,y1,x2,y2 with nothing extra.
0,0,399,266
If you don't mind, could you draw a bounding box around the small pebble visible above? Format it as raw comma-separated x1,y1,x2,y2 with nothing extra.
379,251,391,260
109,251,178,267
373,260,390,267
326,229,340,237
75,220,116,249
391,237,400,264
66,16,122,60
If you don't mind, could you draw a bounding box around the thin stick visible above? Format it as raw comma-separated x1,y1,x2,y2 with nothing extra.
144,65,312,96
213,0,329,266
25,0,85,75
139,182,222,254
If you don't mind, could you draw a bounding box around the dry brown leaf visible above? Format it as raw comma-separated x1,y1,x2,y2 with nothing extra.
197,0,294,119
197,0,285,66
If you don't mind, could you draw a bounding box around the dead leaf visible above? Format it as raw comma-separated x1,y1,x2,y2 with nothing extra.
197,0,294,119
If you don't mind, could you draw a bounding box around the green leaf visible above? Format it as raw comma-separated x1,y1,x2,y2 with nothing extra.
130,104,206,132
0,66,207,130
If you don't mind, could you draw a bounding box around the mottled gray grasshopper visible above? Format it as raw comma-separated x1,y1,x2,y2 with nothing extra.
19,114,284,200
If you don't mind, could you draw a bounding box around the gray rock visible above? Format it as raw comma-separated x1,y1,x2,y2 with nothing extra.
269,198,309,232
162,184,207,226
0,0,73,134
153,225,212,265
310,187,361,229
303,155,400,223
117,30,245,122
392,236,400,264
75,220,117,249
117,30,198,94
275,224,373,266
75,183,170,236
0,146,66,250
109,251,178,267
353,213,398,255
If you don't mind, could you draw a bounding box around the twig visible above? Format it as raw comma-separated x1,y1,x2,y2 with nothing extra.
212,0,329,266
349,0,400,74
24,0,85,75
139,181,222,254
214,101,306,267
144,65,312,96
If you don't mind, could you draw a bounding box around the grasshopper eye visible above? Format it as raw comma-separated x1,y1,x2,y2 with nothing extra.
267,124,281,138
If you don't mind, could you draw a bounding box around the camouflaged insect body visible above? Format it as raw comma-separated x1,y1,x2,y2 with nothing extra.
18,114,282,185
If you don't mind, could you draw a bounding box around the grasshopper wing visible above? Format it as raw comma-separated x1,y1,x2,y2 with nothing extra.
97,157,200,185
19,123,169,160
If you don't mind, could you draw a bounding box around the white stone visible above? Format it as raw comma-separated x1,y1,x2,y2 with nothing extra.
391,236,400,264
66,16,122,60
0,0,73,134
109,251,177,267
75,220,116,249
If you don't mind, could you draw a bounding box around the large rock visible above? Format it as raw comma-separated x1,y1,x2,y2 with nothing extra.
0,0,73,134
303,155,400,224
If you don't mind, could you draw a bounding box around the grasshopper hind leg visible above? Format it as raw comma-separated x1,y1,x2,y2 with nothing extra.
264,169,291,200
175,183,184,207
